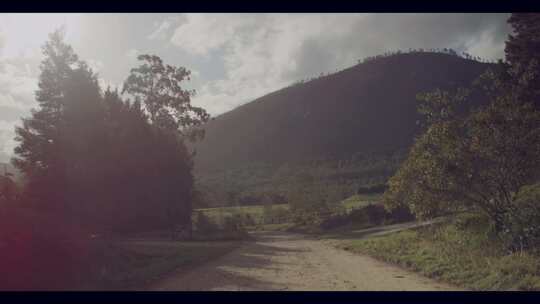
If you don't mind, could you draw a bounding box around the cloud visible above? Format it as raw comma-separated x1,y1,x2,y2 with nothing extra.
126,48,139,61
170,14,263,56
0,59,37,122
166,13,511,117
0,22,40,161
148,15,187,41
0,13,513,158
0,120,17,162
87,58,104,73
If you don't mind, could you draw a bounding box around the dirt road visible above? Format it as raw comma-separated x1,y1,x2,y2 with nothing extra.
149,225,460,291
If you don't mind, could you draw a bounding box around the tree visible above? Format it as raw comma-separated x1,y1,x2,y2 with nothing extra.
383,13,540,251
96,88,196,237
12,30,203,238
119,55,208,237
384,76,540,234
12,28,101,213
122,54,210,141
505,13,540,106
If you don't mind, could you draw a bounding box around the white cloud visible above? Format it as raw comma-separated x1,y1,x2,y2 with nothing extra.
0,13,513,158
0,120,17,162
87,58,104,73
0,55,39,112
170,13,262,56
166,13,510,117
169,14,374,115
126,48,139,61
148,16,186,41
148,21,172,40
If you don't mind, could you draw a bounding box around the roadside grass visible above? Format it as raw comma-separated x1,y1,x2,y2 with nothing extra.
338,214,540,291
81,239,242,290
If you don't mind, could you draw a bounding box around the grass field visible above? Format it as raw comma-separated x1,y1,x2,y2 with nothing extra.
337,214,540,291
340,194,382,211
82,239,242,290
195,193,382,226
195,204,289,226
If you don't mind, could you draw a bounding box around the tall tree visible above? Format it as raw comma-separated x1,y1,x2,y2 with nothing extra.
122,55,210,238
384,87,540,225
504,13,540,105
122,54,210,141
12,28,82,209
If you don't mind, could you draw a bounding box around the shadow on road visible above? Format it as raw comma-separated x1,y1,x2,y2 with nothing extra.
150,231,307,290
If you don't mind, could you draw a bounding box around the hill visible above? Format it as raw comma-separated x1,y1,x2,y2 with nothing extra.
191,52,494,207
194,52,493,173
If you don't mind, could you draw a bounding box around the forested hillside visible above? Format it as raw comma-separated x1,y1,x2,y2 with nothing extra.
194,52,494,207
194,52,493,172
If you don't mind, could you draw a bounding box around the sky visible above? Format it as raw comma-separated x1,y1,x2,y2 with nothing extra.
0,13,511,162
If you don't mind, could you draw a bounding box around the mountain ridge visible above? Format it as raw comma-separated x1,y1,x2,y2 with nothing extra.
193,52,493,173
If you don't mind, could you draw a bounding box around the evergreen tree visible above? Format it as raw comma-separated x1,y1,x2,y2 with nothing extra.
12,28,88,210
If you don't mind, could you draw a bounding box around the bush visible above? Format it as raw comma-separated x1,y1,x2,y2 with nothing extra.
242,213,256,226
364,204,387,225
386,205,416,223
500,183,540,252
263,205,290,224
193,212,219,235
319,213,351,229
223,214,245,232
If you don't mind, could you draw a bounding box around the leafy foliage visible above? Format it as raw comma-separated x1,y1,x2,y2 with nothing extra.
384,13,540,251
122,54,210,141
505,13,540,106
385,78,540,226
500,183,540,252
9,30,202,236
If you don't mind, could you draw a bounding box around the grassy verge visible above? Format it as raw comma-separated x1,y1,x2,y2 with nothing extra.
81,239,242,290
194,194,382,228
338,214,540,290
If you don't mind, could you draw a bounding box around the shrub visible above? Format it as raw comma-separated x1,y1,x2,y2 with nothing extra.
263,205,290,224
243,213,256,226
223,215,244,232
500,183,540,252
364,204,387,225
319,213,351,229
193,212,219,235
386,205,416,223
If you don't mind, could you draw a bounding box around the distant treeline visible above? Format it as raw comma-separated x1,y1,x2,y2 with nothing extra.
288,48,494,88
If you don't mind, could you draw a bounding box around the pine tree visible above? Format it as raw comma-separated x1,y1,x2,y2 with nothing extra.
13,28,80,209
